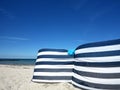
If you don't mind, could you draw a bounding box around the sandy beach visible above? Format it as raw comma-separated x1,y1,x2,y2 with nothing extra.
0,65,81,90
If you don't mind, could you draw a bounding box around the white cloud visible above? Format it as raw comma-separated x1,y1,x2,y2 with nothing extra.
0,36,29,41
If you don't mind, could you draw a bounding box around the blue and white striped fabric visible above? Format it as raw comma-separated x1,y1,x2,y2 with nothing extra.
32,49,74,83
73,39,120,90
32,39,120,90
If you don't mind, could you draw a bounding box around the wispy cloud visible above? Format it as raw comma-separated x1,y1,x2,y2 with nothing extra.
0,8,14,19
89,5,115,23
72,0,88,11
65,0,88,11
0,36,29,41
89,10,106,22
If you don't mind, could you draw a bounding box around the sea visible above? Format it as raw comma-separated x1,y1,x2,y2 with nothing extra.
0,59,36,65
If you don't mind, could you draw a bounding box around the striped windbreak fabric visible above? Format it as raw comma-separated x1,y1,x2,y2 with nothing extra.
32,49,74,82
73,39,120,90
32,39,120,90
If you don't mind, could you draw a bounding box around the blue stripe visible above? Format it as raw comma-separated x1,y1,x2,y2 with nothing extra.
33,76,72,80
73,69,120,78
34,68,73,72
72,84,90,90
38,48,68,53
76,39,120,50
75,50,120,58
35,61,74,65
74,61,120,67
37,55,73,59
72,77,120,89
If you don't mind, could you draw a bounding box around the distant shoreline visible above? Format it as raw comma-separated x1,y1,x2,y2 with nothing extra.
0,58,36,60
0,59,36,65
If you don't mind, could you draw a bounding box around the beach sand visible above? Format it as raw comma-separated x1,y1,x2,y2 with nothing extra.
0,65,81,90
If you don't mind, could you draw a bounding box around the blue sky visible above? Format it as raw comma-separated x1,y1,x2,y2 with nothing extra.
0,0,120,58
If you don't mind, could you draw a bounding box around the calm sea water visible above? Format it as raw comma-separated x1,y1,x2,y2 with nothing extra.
0,59,36,65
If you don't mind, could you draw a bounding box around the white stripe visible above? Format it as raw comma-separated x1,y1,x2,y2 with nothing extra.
75,56,120,62
75,66,120,73
73,73,120,84
33,72,73,76
75,44,120,54
72,81,104,90
37,51,67,56
36,58,74,62
35,65,74,69
32,79,72,82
